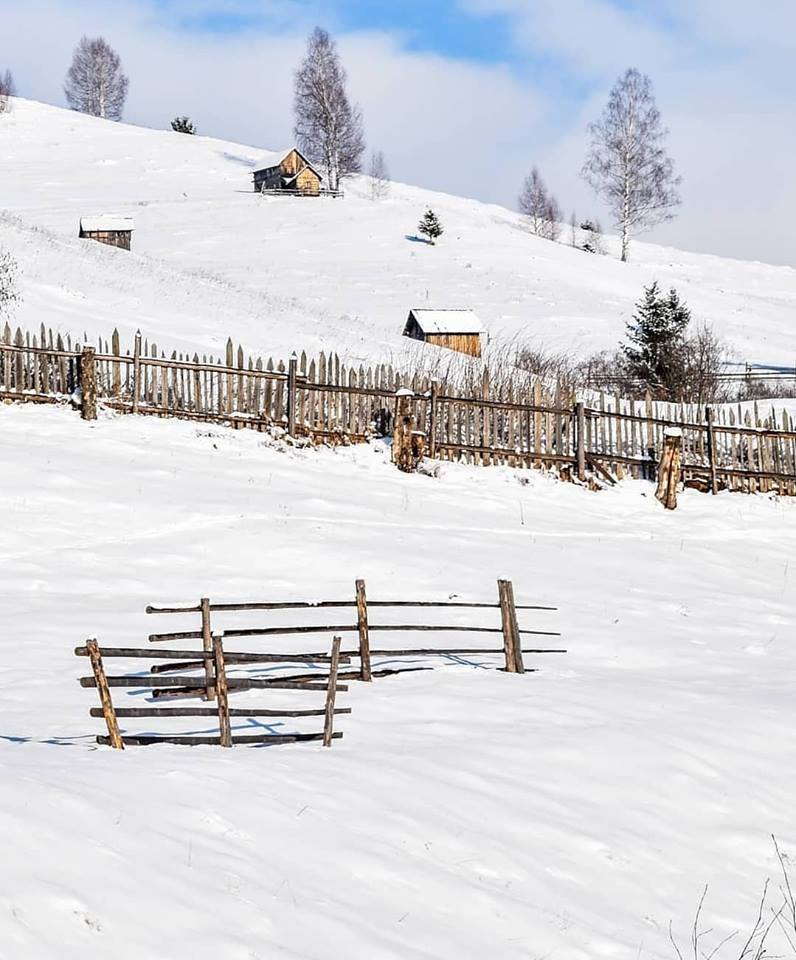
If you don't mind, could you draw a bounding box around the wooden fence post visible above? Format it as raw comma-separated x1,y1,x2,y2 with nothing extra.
392,389,425,472
428,381,438,459
287,352,298,436
132,330,142,414
498,579,524,673
355,579,372,681
79,346,97,421
323,636,342,747
212,633,232,747
86,638,124,749
575,402,586,481
655,428,682,510
200,598,215,701
706,408,719,495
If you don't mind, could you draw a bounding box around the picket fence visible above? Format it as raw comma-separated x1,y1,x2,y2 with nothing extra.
2,323,796,496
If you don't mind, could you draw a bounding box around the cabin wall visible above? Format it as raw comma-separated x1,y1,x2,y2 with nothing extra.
254,168,282,192
424,333,482,358
81,230,132,251
295,167,321,196
281,150,302,177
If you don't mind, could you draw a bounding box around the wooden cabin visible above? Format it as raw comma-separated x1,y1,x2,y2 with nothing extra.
403,309,484,358
79,216,134,251
252,148,323,196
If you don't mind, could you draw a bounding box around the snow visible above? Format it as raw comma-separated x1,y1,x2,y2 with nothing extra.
2,98,796,959
251,148,293,173
1,98,796,366
1,402,795,958
408,308,483,334
79,215,134,233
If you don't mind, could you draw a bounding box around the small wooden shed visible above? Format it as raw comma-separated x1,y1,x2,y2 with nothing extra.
403,309,484,357
79,216,134,251
252,148,323,196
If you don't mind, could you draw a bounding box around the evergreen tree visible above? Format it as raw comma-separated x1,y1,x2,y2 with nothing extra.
622,282,690,395
418,209,443,245
171,116,196,134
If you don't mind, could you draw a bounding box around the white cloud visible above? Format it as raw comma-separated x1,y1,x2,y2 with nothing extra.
2,0,795,266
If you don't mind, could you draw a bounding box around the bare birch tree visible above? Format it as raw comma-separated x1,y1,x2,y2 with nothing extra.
0,70,16,115
64,37,129,121
369,150,390,200
294,27,365,192
582,67,680,262
518,167,562,241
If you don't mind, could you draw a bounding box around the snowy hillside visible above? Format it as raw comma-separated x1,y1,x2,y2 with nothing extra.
2,403,796,959
2,98,796,365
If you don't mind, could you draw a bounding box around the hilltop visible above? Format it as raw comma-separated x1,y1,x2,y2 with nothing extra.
1,98,795,365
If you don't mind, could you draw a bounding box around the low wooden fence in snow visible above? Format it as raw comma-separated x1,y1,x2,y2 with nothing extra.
76,579,562,750
3,323,796,495
144,579,564,681
75,634,350,749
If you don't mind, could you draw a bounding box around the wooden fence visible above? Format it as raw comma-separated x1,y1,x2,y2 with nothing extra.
76,579,562,750
75,634,349,749
144,579,565,680
3,323,796,495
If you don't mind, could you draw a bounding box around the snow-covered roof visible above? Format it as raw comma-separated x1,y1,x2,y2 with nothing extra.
80,216,134,233
407,309,483,335
252,148,323,179
252,149,292,173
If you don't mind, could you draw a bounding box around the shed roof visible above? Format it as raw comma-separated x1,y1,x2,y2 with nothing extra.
407,309,483,335
80,216,134,233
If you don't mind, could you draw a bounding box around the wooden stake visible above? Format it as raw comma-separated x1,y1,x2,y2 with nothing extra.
212,634,232,747
132,330,141,414
323,636,342,747
355,579,372,681
655,429,682,510
706,408,719,495
575,402,586,481
428,381,438,459
287,352,298,436
200,597,215,701
498,579,522,673
85,638,123,749
79,347,97,420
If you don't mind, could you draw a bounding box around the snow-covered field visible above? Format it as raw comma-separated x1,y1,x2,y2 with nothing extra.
2,98,796,365
2,402,795,959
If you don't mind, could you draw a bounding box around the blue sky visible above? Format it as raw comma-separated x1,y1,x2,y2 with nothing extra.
4,0,796,264
162,0,516,62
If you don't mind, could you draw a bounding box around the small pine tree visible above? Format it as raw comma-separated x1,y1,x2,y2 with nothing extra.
418,209,443,245
622,282,691,395
171,116,196,135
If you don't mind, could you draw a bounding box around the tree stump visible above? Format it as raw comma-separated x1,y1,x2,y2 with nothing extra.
392,389,426,473
655,428,682,510
79,346,97,421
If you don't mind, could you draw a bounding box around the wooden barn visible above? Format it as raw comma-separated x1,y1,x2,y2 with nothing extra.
403,309,484,358
252,148,323,196
79,216,134,251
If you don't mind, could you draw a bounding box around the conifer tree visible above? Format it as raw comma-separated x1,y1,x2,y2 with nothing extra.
418,209,443,245
171,116,196,134
622,282,690,394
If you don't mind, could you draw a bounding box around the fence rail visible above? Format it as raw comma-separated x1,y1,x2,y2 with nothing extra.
3,323,796,496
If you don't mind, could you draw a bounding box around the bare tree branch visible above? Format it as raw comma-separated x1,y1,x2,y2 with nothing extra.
64,36,128,121
581,67,681,262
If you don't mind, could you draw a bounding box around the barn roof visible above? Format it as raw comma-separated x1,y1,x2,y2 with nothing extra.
80,216,134,233
407,309,483,335
251,148,323,179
